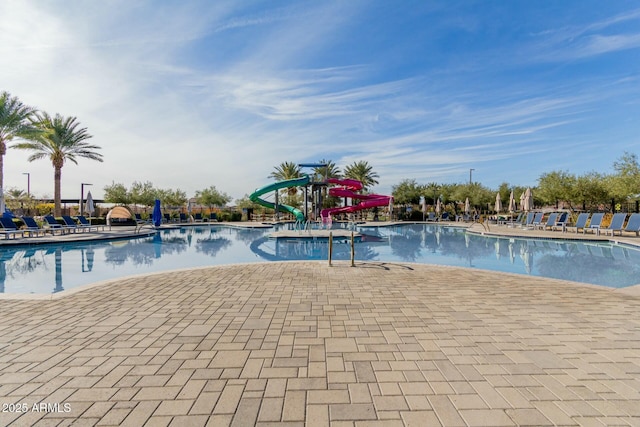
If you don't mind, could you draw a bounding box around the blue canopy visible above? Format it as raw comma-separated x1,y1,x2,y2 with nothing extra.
152,199,162,227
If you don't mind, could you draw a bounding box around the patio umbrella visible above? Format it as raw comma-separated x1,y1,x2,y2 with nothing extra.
0,187,5,217
435,198,442,215
464,197,470,215
494,193,502,213
523,187,533,212
421,196,427,221
519,192,525,211
84,191,95,218
152,199,162,227
508,191,516,213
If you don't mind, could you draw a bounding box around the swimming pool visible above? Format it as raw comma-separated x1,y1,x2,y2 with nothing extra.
1,224,639,294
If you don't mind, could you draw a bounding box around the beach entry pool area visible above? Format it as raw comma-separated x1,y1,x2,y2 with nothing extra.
1,223,639,295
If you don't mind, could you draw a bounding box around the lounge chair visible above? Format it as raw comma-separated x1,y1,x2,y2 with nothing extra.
551,212,569,232
507,212,524,228
20,216,48,237
566,212,590,233
601,213,627,237
209,212,218,222
61,216,83,233
537,212,558,230
584,213,604,235
527,212,544,229
134,213,151,225
441,212,450,221
43,215,68,235
163,213,172,223
179,213,188,223
622,213,640,236
194,213,203,222
0,217,25,239
76,215,105,231
425,212,436,222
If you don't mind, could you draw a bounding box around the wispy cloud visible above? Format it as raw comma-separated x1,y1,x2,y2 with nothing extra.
1,1,639,200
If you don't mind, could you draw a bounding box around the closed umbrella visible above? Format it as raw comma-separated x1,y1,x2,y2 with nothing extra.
84,191,95,218
519,192,525,211
523,187,533,212
464,197,470,220
494,193,502,213
508,190,516,224
421,196,427,221
152,199,162,227
435,198,442,216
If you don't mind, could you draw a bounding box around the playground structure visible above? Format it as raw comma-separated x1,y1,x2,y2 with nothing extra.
249,165,393,226
320,178,393,225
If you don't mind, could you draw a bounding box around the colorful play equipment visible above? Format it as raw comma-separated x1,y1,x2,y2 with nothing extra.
249,176,310,222
249,169,393,224
320,178,393,222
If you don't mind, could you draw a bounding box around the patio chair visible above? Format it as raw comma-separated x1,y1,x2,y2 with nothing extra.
209,212,218,222
521,212,535,228
622,213,640,236
20,216,48,237
134,213,151,225
441,212,450,221
43,215,69,234
194,213,203,222
566,212,590,233
179,213,188,223
584,213,604,235
0,217,25,239
76,215,105,231
601,213,627,237
507,212,524,228
61,216,83,233
163,213,172,223
537,212,558,230
527,212,544,229
426,212,437,222
551,212,569,232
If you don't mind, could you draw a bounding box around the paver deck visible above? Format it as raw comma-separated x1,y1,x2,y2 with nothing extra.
1,261,639,426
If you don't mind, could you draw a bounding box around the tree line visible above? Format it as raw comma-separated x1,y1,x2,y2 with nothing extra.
392,152,640,213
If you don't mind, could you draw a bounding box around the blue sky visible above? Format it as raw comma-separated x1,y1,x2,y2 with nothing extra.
2,0,639,201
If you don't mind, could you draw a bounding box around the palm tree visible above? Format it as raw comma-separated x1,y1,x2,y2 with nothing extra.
270,161,301,196
0,92,40,188
12,113,103,216
314,159,342,208
312,159,341,181
344,160,380,192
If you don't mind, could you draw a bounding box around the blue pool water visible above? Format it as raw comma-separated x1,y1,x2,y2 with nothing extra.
1,224,639,294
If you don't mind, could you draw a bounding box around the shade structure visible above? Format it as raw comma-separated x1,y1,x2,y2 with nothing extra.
152,199,162,227
464,197,470,214
494,193,502,213
508,191,516,213
84,191,95,216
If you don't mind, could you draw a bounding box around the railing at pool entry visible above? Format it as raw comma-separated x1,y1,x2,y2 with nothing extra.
328,231,356,267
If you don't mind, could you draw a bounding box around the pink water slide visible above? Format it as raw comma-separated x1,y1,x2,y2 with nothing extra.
320,178,393,219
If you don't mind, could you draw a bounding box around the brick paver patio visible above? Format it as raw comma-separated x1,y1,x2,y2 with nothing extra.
1,262,639,426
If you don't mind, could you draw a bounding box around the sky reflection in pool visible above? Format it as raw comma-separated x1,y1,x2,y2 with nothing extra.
1,224,639,294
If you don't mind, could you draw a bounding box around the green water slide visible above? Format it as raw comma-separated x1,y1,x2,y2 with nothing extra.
249,175,310,222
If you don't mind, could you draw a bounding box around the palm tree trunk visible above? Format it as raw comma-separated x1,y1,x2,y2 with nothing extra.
0,140,5,189
54,166,62,217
